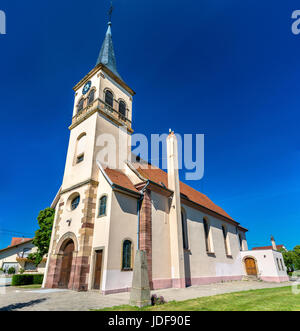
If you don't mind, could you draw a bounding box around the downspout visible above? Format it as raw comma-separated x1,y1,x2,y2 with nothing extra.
137,181,150,250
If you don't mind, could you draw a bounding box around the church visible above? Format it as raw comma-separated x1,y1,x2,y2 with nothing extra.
43,15,288,294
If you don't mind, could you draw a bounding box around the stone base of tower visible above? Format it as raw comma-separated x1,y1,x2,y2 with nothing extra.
44,255,90,291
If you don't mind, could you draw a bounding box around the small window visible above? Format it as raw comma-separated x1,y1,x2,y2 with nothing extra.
77,99,84,113
203,219,210,252
105,90,114,107
280,259,284,270
119,101,126,117
71,195,80,210
76,154,84,164
122,240,132,270
222,225,229,255
99,195,107,217
277,258,281,271
88,89,95,105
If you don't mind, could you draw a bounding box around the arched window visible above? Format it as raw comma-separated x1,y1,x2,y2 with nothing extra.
203,218,210,252
122,240,132,270
75,133,86,164
119,101,126,117
99,195,107,217
105,90,114,107
71,195,80,210
88,89,95,105
181,211,189,250
77,98,84,113
222,225,229,255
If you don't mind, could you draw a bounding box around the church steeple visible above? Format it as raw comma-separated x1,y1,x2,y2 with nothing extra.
96,3,121,79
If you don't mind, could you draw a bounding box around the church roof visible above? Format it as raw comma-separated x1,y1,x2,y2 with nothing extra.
104,167,140,194
96,22,121,79
99,162,247,229
133,165,236,223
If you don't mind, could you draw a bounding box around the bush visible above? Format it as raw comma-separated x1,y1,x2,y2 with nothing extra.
7,267,16,275
19,268,25,274
12,274,44,286
151,294,167,306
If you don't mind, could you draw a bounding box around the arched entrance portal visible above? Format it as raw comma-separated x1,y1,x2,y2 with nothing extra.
58,240,74,288
244,257,257,276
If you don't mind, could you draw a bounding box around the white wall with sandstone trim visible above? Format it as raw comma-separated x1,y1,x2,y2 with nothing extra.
101,191,138,292
151,192,172,281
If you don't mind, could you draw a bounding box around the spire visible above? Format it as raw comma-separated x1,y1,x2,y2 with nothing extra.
96,2,121,79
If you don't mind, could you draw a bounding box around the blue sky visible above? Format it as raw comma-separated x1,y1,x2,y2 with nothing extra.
0,0,299,249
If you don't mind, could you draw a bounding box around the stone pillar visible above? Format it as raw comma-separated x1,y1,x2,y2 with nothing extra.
139,189,153,289
167,131,186,288
130,250,151,307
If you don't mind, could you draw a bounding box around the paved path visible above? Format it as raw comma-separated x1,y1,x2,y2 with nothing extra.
0,281,291,311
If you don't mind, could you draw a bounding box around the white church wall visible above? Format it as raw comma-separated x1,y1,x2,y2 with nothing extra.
151,191,172,288
62,112,98,190
102,191,138,294
182,204,244,284
56,184,89,250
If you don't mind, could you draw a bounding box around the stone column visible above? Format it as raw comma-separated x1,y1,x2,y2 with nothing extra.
139,189,153,289
167,131,186,288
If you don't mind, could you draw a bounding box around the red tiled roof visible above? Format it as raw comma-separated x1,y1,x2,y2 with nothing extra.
134,165,235,222
252,245,284,251
104,168,139,193
10,237,32,247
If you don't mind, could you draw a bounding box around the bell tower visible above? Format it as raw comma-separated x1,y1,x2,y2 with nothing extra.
44,9,135,291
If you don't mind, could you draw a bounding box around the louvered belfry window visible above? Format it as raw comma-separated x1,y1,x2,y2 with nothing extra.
105,90,113,107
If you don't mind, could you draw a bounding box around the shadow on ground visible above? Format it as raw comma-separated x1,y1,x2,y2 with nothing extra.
0,298,48,311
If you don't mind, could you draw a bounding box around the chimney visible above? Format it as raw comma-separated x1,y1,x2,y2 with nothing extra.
271,236,277,250
166,131,186,288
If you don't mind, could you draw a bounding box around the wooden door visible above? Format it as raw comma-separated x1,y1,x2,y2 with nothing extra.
58,241,74,288
93,250,103,290
245,257,257,276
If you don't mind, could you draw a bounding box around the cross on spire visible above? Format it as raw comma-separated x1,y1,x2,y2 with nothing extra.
108,0,113,23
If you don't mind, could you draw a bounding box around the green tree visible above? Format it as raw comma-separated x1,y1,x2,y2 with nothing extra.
293,245,300,270
280,249,296,272
28,208,54,266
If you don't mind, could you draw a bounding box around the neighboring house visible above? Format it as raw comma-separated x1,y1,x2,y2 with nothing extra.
0,238,46,274
240,237,289,282
43,16,288,293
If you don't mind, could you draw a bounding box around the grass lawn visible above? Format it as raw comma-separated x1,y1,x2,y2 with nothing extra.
97,286,300,311
14,284,42,289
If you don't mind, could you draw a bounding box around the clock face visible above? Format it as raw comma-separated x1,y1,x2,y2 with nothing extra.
82,81,91,95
